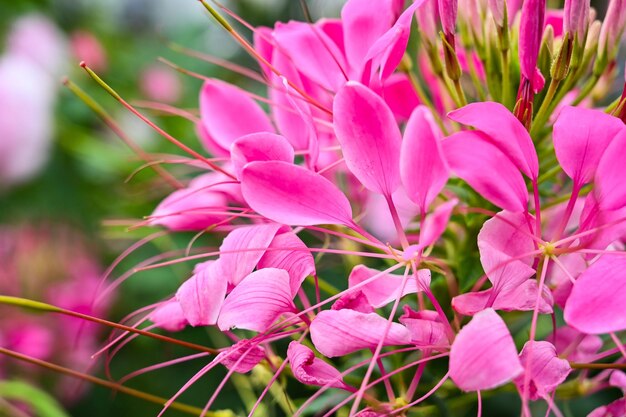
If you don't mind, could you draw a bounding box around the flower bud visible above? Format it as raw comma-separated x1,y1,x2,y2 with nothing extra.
439,0,458,42
563,0,590,44
518,0,546,83
597,0,626,63
489,0,506,27
416,0,439,46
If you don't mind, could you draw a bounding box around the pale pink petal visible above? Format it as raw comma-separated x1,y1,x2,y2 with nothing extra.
241,161,353,226
216,339,266,373
199,79,275,150
449,308,523,391
217,268,295,332
552,326,603,363
564,255,626,334
595,129,626,210
362,187,420,244
513,341,571,400
175,260,227,326
448,102,538,179
348,265,431,308
419,199,457,248
401,106,449,213
610,370,626,391
310,309,411,357
334,81,402,196
552,106,624,187
442,131,529,211
230,132,294,180
287,341,347,389
149,299,188,332
219,223,281,286
273,21,347,91
399,306,448,348
257,231,316,296
587,399,626,417
341,0,395,72
452,280,552,316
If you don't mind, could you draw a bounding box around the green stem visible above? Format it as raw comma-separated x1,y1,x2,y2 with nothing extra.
530,78,560,138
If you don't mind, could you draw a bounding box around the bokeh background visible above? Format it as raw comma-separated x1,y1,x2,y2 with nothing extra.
0,1,617,416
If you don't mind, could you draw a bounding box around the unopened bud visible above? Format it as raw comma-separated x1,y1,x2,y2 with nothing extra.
439,0,458,40
441,31,462,81
551,33,574,81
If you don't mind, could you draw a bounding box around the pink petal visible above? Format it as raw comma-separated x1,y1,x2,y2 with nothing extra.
348,265,431,308
253,26,274,78
241,161,353,226
379,73,420,121
610,370,626,391
448,102,538,179
588,399,626,417
552,106,624,187
257,231,316,296
215,339,266,373
333,81,402,196
175,261,227,327
317,18,344,53
419,199,457,248
449,308,523,391
442,131,529,212
273,21,347,91
362,187,420,244
331,290,375,313
217,268,295,332
149,299,188,332
518,0,545,82
595,129,626,210
513,341,571,400
439,0,458,36
552,325,602,363
230,133,294,180
199,79,275,150
341,0,395,72
399,306,449,348
401,106,449,213
564,255,626,334
219,223,282,286
287,341,347,389
310,309,411,357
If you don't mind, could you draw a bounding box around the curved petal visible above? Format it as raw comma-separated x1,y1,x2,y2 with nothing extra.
310,309,410,357
443,131,528,212
217,268,295,332
287,341,347,389
401,106,449,213
348,265,431,308
449,308,523,391
334,81,402,195
399,306,448,348
241,161,353,226
553,106,624,187
200,79,275,149
331,290,375,313
215,339,266,373
230,133,294,180
564,255,626,334
595,129,626,210
448,102,538,179
379,73,420,121
513,341,571,400
149,299,188,332
219,223,281,286
257,231,316,296
176,260,227,326
419,199,457,248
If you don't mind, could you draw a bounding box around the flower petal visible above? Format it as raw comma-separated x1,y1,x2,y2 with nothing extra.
230,133,294,180
449,308,523,391
241,161,353,226
287,341,347,389
333,81,402,195
401,106,449,213
595,129,626,210
442,131,528,211
215,339,266,373
348,265,431,308
564,255,626,334
217,268,295,332
149,299,188,332
176,260,227,326
419,199,457,248
513,341,571,400
399,306,448,348
310,309,410,357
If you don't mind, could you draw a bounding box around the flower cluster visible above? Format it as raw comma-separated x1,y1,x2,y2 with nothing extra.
71,0,626,416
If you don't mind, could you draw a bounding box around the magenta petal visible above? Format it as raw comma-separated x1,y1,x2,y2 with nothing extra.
200,79,275,150
449,308,523,391
219,223,281,286
287,341,347,389
380,74,420,121
348,265,430,308
588,399,626,417
553,106,624,187
399,306,448,348
401,106,449,213
149,299,188,332
448,102,538,179
443,131,528,211
310,309,411,357
273,21,347,92
217,268,295,332
610,370,626,391
241,161,353,226
332,290,375,313
419,199,457,248
230,133,294,180
333,81,402,195
176,260,227,326
595,130,626,210
257,231,316,296
564,255,626,334
514,341,571,400
452,280,552,316
552,326,602,363
216,339,266,373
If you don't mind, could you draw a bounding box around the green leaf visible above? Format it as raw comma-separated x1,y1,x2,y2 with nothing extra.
0,380,70,417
